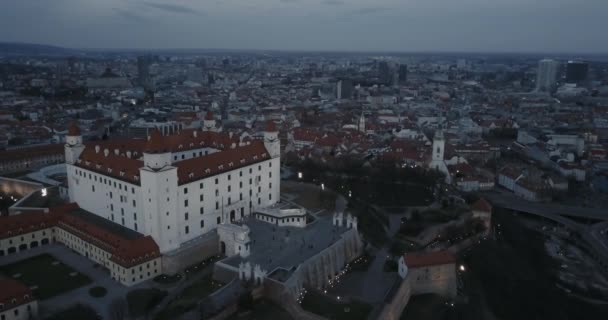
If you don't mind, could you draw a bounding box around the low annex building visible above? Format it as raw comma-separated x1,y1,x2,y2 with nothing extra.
380,250,457,320
0,279,38,320
0,203,161,287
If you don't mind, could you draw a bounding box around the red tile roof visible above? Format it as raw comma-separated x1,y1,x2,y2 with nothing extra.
472,198,492,213
175,140,269,185
266,120,278,132
0,279,34,308
67,122,81,136
0,203,160,269
404,251,456,268
0,144,64,163
205,111,214,120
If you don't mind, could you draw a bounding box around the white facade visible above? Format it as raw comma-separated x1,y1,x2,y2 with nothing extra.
0,301,37,320
65,127,281,254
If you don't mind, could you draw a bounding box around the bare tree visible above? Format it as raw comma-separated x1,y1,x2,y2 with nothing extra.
108,297,128,320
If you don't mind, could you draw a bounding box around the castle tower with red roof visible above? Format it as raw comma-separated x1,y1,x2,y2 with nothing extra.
264,120,280,159
65,122,84,165
140,128,180,253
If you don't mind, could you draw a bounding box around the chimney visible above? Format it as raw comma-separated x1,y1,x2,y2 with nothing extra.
114,149,119,155
193,130,198,138
126,151,132,159
104,149,109,157
95,145,100,153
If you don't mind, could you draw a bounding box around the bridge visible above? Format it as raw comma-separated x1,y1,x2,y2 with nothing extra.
483,192,608,273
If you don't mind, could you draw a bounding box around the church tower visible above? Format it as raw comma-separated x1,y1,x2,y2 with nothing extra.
264,120,280,159
203,111,217,132
431,128,445,166
358,112,366,133
64,122,84,165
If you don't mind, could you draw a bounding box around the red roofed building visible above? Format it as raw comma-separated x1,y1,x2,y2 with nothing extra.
0,203,161,286
0,144,64,175
0,279,38,320
471,198,492,233
398,250,457,298
64,121,281,255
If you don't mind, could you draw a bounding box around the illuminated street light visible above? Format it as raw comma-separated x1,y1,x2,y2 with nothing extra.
321,183,325,191
459,265,466,272
298,172,303,179
41,188,48,197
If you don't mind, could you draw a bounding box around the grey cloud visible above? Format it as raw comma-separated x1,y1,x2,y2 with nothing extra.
141,2,200,15
279,0,298,3
112,8,151,22
350,7,391,15
321,0,344,5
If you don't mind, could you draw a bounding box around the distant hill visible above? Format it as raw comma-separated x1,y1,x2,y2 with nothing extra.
0,42,80,56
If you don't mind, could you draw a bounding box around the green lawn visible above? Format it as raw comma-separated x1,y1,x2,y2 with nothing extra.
0,254,91,300
44,304,98,320
127,288,168,318
301,290,371,320
154,276,224,320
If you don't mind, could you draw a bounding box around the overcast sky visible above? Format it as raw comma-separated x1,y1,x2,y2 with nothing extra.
1,0,606,53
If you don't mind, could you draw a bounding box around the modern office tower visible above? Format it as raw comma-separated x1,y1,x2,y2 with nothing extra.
566,60,589,83
378,61,391,85
336,79,354,100
398,64,408,84
536,59,559,92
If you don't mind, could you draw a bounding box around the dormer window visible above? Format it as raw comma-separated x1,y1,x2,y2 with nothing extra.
240,159,245,164
85,161,90,165
107,168,113,173
205,168,211,174
134,176,140,181
189,173,194,178
228,162,234,167
120,171,125,177
253,155,258,160
189,143,194,147
218,165,224,170
178,144,183,149
96,164,101,169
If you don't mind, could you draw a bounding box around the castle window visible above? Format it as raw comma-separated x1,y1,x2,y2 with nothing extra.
215,178,218,185
200,194,204,201
185,226,189,234
183,188,188,194
200,207,204,214
228,186,231,192
200,183,204,189
200,220,204,228
184,200,189,207
228,174,231,181
185,213,189,221
217,217,221,224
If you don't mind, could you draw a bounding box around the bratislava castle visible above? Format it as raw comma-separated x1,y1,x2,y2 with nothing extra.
64,115,280,254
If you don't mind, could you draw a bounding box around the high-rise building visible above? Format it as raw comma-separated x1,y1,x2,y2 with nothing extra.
378,61,391,85
536,59,559,92
566,60,589,84
398,65,408,84
137,55,153,88
336,79,353,100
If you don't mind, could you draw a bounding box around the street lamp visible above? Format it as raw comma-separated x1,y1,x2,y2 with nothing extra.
298,172,303,179
321,183,325,191
459,265,466,272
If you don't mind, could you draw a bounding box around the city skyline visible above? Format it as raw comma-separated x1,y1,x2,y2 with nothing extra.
1,0,608,53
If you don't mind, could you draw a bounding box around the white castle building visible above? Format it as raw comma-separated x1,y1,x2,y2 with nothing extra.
64,118,281,254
